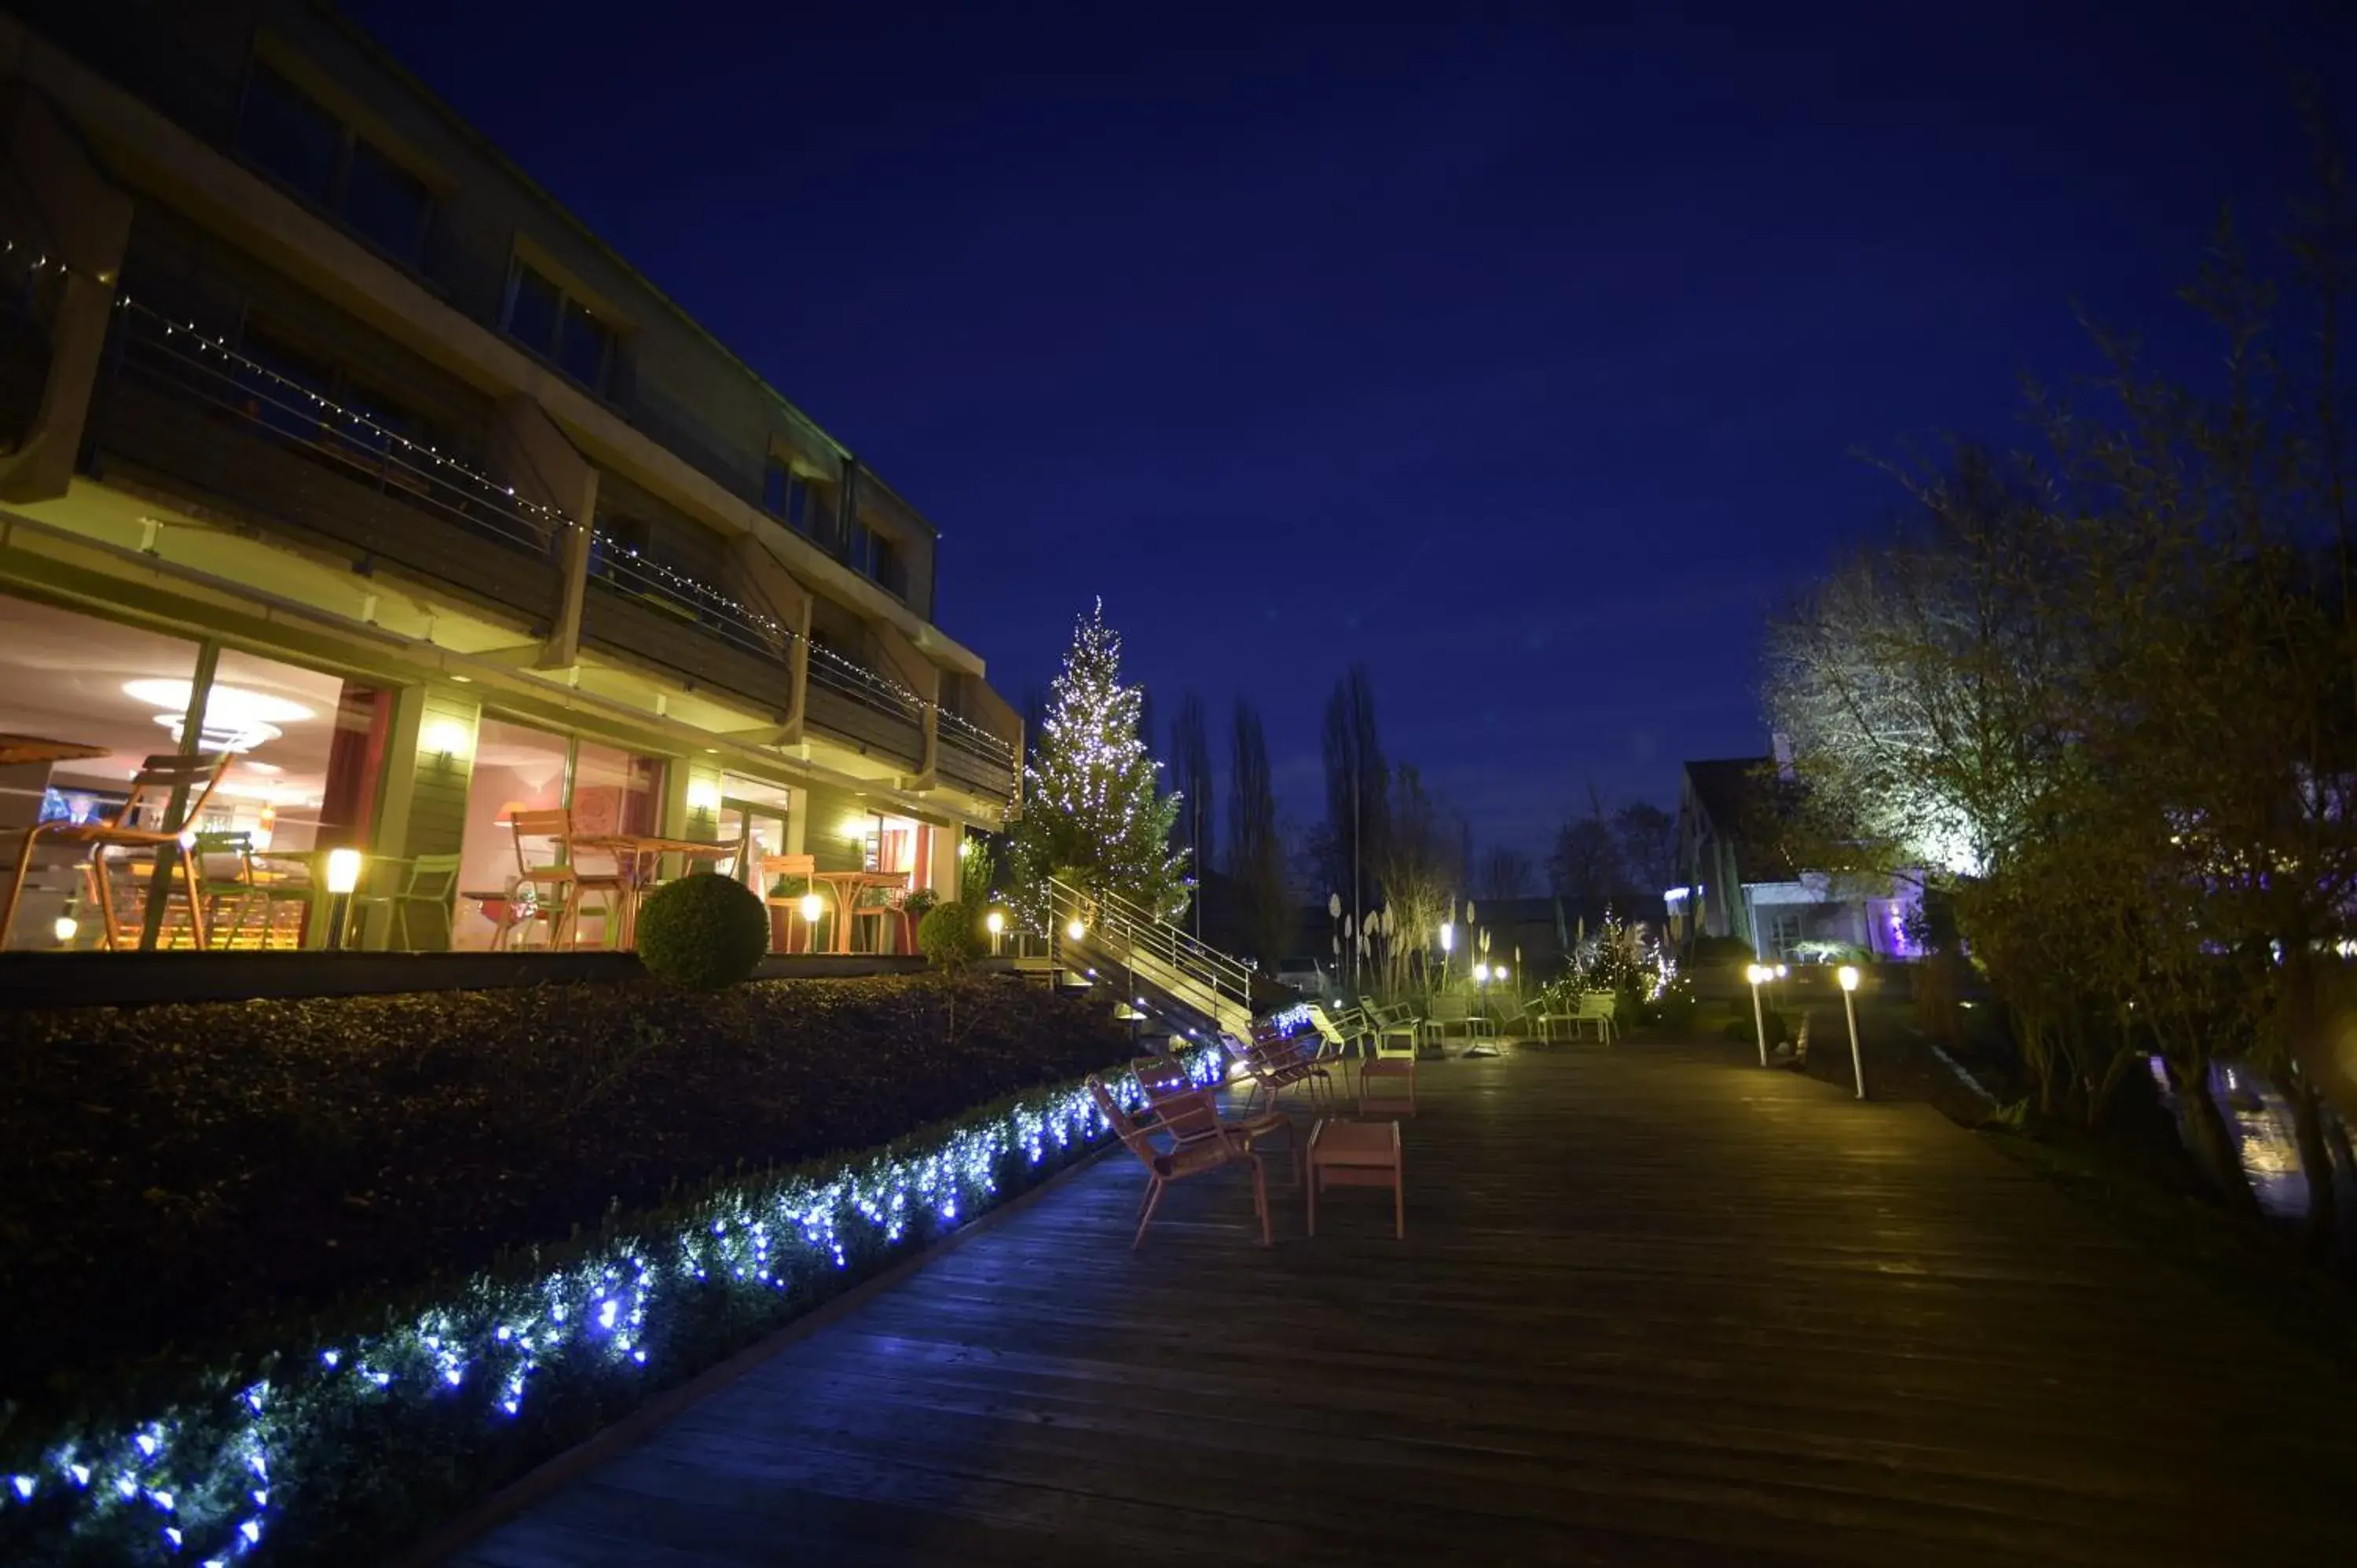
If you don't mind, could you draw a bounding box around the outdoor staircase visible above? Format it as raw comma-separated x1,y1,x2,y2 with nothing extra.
1045,876,1257,1041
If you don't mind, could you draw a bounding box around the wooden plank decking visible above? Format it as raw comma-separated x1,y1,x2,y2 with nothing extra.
446,1042,2357,1566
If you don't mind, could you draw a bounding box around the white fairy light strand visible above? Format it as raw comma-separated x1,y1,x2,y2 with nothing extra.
0,1046,1222,1563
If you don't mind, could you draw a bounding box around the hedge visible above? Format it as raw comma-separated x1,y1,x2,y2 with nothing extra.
1,976,1127,1391
0,981,1219,1565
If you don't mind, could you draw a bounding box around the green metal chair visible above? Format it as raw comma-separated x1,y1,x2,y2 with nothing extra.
188,830,264,948
346,852,462,951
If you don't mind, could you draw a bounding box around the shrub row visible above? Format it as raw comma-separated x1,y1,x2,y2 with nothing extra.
0,1045,1220,1566
0,976,1131,1397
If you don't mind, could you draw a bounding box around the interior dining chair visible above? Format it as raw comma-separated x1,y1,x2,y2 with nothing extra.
0,750,231,951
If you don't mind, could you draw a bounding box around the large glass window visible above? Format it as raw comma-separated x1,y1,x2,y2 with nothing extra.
236,64,340,205
451,720,665,951
717,774,794,901
571,739,662,837
236,64,434,267
453,716,569,952
862,811,935,891
502,261,614,395
343,139,434,263
0,595,391,949
762,459,811,533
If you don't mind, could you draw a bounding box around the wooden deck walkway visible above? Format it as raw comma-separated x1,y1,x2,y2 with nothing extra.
447,1042,2357,1566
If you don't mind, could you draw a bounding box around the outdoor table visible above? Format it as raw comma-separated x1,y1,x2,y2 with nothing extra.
1358,1056,1417,1118
573,833,737,947
805,868,908,954
1307,1118,1404,1239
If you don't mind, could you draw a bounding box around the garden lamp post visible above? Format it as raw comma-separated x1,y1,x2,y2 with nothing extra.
1838,964,1865,1099
798,891,825,954
985,907,1005,956
1745,962,1770,1067
324,847,364,951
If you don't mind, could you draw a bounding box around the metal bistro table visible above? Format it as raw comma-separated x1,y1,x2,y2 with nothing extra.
572,833,739,948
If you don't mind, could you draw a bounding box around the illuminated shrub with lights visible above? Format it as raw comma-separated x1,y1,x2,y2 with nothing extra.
918,900,984,969
633,872,768,990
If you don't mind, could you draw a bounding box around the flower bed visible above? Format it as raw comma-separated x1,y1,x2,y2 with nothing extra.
0,976,1219,1564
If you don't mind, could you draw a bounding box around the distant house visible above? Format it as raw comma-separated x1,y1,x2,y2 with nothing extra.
1671,756,1923,962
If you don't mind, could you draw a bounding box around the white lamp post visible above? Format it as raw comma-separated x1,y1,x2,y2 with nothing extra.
1838,964,1865,1099
985,907,1006,956
324,847,365,951
1745,962,1770,1067
798,891,825,953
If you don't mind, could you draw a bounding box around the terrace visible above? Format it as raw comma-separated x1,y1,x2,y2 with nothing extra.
436,1042,2357,1568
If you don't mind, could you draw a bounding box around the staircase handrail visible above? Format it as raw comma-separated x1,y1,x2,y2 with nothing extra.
1046,875,1255,1019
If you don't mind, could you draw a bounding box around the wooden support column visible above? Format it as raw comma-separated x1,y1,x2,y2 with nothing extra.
871,618,940,786
0,83,132,504
731,531,814,740
486,394,597,669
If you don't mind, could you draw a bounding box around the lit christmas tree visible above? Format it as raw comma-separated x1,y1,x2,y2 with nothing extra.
1008,599,1186,921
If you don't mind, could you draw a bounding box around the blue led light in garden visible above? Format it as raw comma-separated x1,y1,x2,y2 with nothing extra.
1,1046,1224,1563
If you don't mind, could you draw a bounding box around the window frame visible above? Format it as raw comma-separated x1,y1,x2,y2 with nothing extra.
500,256,618,397
234,59,438,271
762,456,813,533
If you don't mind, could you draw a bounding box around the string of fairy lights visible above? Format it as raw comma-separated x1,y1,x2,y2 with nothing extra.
0,1046,1222,1563
108,296,1012,766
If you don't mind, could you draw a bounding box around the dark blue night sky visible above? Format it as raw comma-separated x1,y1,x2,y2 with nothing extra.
347,0,2351,859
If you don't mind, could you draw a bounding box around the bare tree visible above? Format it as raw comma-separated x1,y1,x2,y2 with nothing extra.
1545,815,1625,906
1321,665,1389,934
1226,698,1292,970
1373,765,1462,996
1611,803,1677,897
1476,845,1534,900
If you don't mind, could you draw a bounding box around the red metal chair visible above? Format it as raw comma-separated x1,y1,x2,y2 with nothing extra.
1130,1055,1299,1185
1087,1075,1268,1250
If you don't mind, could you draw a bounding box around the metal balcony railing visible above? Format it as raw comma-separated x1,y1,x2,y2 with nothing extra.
937,708,1017,771
588,538,790,664
806,641,925,727
108,297,562,556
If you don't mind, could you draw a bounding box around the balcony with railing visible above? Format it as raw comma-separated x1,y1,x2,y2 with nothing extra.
580,539,797,716
936,705,1017,799
86,298,563,626
83,302,976,786
803,639,928,768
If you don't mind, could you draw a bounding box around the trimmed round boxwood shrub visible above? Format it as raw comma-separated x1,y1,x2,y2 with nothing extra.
918,899,984,969
635,872,769,990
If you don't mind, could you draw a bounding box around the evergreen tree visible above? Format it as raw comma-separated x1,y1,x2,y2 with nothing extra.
1006,600,1186,921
